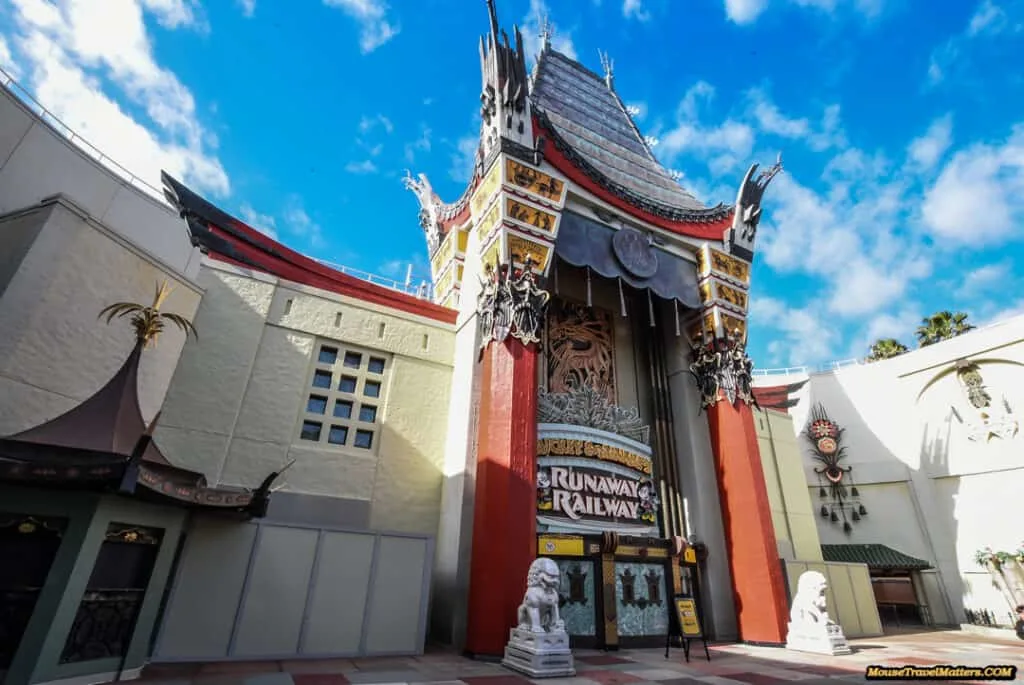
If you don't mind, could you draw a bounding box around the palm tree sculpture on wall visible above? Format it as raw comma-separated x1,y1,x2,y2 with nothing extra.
866,310,975,362
804,404,867,534
98,280,198,347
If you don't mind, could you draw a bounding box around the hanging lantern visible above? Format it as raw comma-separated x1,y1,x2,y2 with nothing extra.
852,510,861,522
851,486,860,497
820,505,829,518
819,486,827,498
843,521,852,533
830,510,839,523
858,504,867,516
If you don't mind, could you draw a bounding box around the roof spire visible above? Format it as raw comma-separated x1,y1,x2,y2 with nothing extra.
539,13,553,52
599,50,614,90
485,0,500,41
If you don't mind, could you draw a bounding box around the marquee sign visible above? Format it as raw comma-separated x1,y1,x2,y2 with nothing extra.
536,424,659,536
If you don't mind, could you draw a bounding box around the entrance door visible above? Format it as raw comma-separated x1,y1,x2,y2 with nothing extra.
614,560,670,647
0,514,67,672
554,559,599,648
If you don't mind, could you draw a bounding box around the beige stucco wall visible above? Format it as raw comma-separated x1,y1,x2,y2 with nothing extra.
755,408,823,562
0,197,200,437
155,260,456,536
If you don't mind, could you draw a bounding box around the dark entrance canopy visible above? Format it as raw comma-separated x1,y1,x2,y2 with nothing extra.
0,342,283,517
821,543,932,571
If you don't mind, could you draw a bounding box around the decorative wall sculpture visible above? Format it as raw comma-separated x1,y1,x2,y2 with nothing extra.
477,255,550,350
537,383,647,444
546,301,616,403
952,360,1018,443
804,404,866,533
688,329,756,411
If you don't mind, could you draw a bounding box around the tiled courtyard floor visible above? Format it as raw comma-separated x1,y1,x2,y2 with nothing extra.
137,630,1022,685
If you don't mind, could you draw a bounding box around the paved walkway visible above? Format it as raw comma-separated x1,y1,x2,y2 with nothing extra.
137,630,1022,685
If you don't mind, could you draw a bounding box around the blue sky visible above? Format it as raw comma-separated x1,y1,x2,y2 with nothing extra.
1,0,1023,370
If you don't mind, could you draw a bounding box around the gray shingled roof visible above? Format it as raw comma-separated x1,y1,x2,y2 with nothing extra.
530,49,704,212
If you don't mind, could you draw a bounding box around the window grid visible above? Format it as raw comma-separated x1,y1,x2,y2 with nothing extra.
299,342,388,453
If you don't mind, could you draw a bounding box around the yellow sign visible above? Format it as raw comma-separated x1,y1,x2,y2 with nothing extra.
471,162,502,216
683,548,696,564
537,535,584,556
715,282,748,310
674,597,702,638
506,159,565,204
537,437,652,475
506,198,556,234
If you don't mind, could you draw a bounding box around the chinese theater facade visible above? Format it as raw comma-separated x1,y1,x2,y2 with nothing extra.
408,1,791,657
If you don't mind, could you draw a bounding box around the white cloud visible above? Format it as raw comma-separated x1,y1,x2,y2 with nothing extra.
237,0,255,18
284,200,326,249
323,0,399,53
522,0,576,63
746,90,845,151
345,159,378,174
239,203,278,239
967,0,1008,36
0,35,21,80
359,114,393,134
658,83,755,175
449,134,479,184
962,262,1011,296
921,124,1024,245
622,0,651,21
907,114,953,169
404,125,432,164
927,0,1020,85
724,0,768,24
749,296,840,367
3,1,228,197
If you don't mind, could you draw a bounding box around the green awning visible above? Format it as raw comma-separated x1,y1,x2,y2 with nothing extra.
821,544,932,570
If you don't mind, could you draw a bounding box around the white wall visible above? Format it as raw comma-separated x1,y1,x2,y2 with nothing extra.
754,315,1024,625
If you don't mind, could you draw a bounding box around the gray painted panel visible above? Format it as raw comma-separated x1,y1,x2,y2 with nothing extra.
154,520,257,659
233,525,319,657
302,532,376,654
363,536,428,654
266,491,372,530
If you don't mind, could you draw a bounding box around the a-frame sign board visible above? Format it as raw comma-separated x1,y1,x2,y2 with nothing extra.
665,550,710,663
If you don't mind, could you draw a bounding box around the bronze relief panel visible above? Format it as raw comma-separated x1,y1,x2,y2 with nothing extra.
546,299,617,403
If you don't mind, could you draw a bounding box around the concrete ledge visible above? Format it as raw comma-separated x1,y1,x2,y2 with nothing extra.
958,624,1021,642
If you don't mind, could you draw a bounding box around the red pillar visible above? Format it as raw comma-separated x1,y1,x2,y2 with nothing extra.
464,338,538,657
707,400,790,644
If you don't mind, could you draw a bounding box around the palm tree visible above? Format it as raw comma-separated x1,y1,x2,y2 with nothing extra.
866,338,908,362
99,280,198,347
915,310,974,347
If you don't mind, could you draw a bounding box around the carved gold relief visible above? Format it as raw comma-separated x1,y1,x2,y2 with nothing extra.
687,318,705,343
546,300,616,403
699,281,714,304
721,313,747,340
481,237,502,274
506,159,565,203
506,233,552,272
434,263,456,297
506,198,556,234
715,282,749,310
471,162,502,216
475,201,501,246
431,231,456,276
708,248,750,284
703,311,716,336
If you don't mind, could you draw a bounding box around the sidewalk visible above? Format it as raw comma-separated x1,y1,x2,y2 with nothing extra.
137,630,1022,685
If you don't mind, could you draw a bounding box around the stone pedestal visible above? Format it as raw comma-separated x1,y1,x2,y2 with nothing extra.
502,626,576,678
785,622,852,656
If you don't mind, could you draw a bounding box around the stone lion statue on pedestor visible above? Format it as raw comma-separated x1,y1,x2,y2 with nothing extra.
516,557,564,633
790,571,834,626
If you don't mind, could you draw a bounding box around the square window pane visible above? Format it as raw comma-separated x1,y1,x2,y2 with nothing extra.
364,380,382,398
312,370,333,389
339,376,358,393
343,351,363,369
334,400,353,419
354,429,374,449
318,346,338,364
300,421,322,441
359,405,378,423
307,395,328,414
328,425,349,445
368,357,386,374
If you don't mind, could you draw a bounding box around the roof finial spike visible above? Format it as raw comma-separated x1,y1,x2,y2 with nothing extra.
539,13,553,51
485,0,500,41
599,49,614,89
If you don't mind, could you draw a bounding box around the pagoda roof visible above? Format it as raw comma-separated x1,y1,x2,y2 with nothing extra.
0,340,280,516
531,49,733,231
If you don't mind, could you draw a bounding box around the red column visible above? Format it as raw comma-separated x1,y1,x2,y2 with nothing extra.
707,400,790,644
464,338,539,657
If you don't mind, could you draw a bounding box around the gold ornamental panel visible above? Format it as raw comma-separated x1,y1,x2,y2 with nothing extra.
704,247,750,284
505,159,566,205
506,231,552,273
721,312,747,340
699,280,714,304
431,231,456,276
505,198,557,235
471,161,503,216
440,289,459,309
475,201,502,248
703,310,717,337
434,262,456,298
715,282,749,310
546,301,616,403
480,235,502,274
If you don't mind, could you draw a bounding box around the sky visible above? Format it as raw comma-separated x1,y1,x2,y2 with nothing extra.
1,0,1023,371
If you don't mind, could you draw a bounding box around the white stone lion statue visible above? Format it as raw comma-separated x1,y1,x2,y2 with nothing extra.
516,557,564,633
790,571,833,626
